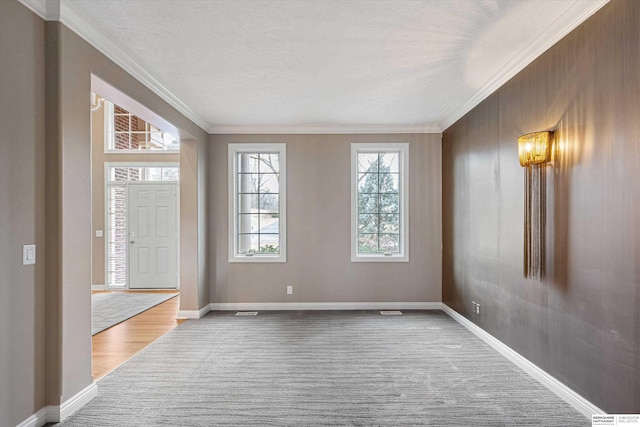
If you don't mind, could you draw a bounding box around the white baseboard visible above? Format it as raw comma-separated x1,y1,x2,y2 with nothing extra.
59,382,98,421
441,304,603,419
49,382,98,422
16,407,48,427
209,302,442,311
18,304,601,424
177,304,211,319
18,382,98,426
91,284,106,291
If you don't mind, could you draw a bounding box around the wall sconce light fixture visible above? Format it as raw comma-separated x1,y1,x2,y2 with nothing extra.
518,131,553,166
91,92,105,112
518,131,554,280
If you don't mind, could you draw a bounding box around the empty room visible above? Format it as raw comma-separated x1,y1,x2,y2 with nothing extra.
1,0,638,426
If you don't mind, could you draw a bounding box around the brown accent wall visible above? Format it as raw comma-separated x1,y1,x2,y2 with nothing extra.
442,0,639,413
209,134,442,304
0,1,46,425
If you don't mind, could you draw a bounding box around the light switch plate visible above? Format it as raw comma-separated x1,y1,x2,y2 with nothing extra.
23,244,36,265
96,230,104,238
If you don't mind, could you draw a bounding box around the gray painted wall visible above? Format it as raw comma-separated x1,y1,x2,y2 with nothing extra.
0,2,46,425
209,134,442,304
180,138,210,311
198,138,210,308
442,0,639,413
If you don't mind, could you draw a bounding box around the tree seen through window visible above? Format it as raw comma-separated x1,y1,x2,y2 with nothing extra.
237,153,281,254
357,152,400,253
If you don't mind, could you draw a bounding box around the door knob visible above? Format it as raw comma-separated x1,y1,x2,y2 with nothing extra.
130,240,135,244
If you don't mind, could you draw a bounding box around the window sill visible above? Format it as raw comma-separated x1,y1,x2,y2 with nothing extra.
105,149,180,154
229,254,287,263
351,254,409,263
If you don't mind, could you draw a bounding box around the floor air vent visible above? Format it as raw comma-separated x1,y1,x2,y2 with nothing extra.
235,311,258,316
380,310,403,316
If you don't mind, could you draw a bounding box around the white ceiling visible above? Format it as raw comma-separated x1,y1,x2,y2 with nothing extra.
28,0,608,133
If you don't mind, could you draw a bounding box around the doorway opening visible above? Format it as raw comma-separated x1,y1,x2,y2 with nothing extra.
90,80,185,380
105,163,180,289
91,91,181,290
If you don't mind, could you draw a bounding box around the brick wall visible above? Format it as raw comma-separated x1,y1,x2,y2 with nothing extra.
113,105,142,149
112,166,141,181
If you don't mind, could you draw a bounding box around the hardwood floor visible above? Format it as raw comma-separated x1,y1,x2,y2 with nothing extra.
92,291,186,380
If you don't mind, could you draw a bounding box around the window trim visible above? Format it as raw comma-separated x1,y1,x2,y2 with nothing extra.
105,161,180,184
228,143,287,263
351,143,409,262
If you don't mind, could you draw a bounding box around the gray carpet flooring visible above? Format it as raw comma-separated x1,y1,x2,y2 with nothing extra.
92,292,178,335
64,310,588,426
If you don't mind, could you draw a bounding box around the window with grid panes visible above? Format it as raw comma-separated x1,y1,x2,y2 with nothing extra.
228,144,286,262
105,100,179,152
351,143,409,262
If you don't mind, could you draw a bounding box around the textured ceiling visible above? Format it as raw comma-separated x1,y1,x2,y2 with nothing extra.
66,0,605,132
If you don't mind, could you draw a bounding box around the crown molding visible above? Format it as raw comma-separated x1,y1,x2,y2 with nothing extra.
209,123,442,135
17,0,59,20
17,0,209,130
439,0,610,131
52,0,211,132
17,0,45,19
20,0,609,137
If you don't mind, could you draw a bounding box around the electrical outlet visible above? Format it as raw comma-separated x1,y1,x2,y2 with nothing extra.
471,301,480,315
287,285,293,295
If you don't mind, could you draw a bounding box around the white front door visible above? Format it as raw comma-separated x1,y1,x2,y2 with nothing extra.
128,184,178,289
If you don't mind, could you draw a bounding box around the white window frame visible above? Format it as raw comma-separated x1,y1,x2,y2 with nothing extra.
351,143,409,262
104,100,180,154
228,143,287,263
105,162,181,183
